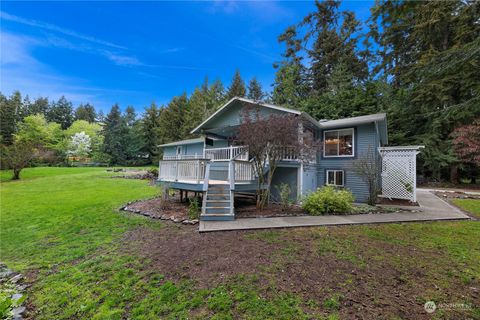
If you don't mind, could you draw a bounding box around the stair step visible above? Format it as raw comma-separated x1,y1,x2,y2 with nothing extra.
200,213,235,221
207,189,230,194
207,195,230,200
205,207,231,214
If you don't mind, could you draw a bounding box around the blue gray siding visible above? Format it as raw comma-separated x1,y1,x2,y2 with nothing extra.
206,101,289,129
317,123,380,203
271,167,298,201
163,142,204,157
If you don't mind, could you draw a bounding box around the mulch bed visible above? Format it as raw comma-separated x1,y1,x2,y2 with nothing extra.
122,194,417,223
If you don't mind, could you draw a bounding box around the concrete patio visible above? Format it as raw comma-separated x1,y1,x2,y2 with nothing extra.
199,189,472,232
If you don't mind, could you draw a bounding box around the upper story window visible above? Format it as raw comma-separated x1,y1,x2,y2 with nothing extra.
323,128,354,157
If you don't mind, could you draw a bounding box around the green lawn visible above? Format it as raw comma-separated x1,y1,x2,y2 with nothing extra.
1,167,479,319
452,198,480,219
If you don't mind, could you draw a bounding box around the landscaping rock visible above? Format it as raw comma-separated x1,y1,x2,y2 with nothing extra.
10,274,23,283
12,306,26,317
12,293,23,301
190,219,199,225
182,220,190,225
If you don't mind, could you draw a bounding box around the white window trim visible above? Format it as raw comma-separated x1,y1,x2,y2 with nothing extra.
323,128,355,158
326,170,345,187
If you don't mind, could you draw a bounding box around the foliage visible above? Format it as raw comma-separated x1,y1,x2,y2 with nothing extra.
141,103,162,162
0,91,21,145
187,197,201,220
247,77,265,101
74,103,96,122
353,146,380,205
15,114,63,149
102,104,128,165
226,69,246,100
451,119,480,166
302,186,354,215
67,132,92,158
46,96,74,130
0,140,35,180
275,183,292,211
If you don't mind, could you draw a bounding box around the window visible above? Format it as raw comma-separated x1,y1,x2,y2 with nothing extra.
326,170,344,187
323,128,354,157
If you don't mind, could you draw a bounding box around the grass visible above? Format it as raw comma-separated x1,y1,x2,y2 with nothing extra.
1,167,479,319
451,199,480,218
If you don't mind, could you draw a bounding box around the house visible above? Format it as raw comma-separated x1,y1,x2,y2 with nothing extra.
157,97,418,221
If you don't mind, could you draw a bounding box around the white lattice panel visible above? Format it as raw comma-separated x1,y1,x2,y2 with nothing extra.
379,147,423,202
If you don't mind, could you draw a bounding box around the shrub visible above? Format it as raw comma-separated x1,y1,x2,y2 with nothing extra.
275,183,292,211
188,197,201,219
302,186,354,215
148,168,158,177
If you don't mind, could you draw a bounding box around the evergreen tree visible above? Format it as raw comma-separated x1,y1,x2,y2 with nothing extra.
47,96,74,129
75,104,96,123
141,102,161,162
186,87,209,135
158,93,188,143
247,77,265,101
369,0,480,180
0,91,22,145
123,106,145,163
208,79,227,111
102,104,128,165
302,0,367,92
226,70,246,100
29,97,49,116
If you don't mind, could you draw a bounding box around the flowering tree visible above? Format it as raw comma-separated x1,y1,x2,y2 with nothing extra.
236,105,318,209
451,119,480,166
67,131,92,159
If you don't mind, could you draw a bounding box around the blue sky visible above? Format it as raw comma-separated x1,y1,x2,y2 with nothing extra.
0,1,373,113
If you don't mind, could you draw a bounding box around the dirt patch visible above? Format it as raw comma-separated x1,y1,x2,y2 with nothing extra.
120,225,478,319
121,225,279,287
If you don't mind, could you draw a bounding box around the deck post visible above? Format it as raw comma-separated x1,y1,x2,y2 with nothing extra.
229,160,235,191
174,160,178,181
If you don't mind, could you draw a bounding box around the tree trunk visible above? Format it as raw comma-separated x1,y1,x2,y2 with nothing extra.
450,165,459,184
12,168,21,180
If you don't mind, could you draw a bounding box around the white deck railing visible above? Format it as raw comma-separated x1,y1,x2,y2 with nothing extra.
204,146,248,161
163,154,204,160
233,160,254,182
159,159,207,183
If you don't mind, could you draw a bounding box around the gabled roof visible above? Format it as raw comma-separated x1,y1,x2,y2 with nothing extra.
157,137,204,148
190,97,321,134
318,113,386,129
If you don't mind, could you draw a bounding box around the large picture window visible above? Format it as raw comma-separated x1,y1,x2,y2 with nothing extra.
326,170,344,187
323,128,354,157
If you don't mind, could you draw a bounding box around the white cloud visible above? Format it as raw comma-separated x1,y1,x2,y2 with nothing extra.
0,11,126,49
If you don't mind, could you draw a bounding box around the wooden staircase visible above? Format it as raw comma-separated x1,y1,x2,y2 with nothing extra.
200,184,234,221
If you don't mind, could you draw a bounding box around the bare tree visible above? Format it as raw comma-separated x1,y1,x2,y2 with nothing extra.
236,105,318,209
353,146,380,205
0,141,35,180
